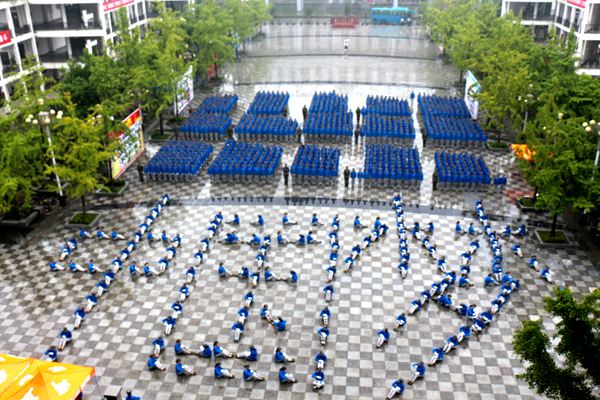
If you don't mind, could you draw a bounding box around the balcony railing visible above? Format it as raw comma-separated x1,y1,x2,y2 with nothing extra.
586,24,600,33
580,58,600,69
1,63,19,74
34,19,101,31
537,15,555,21
39,49,69,63
14,24,31,35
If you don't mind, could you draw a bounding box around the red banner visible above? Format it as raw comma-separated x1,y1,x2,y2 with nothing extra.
566,0,586,8
102,0,134,12
0,30,12,46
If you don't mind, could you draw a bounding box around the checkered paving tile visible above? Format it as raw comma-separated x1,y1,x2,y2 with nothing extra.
0,20,596,400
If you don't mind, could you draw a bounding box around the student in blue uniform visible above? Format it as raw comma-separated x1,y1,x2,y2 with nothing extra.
232,321,245,342
277,231,288,245
73,307,86,329
354,216,365,229
272,317,287,332
214,363,234,379
312,368,325,390
279,366,297,383
408,361,425,384
287,270,298,283
314,351,327,369
320,283,334,301
237,346,259,362
443,335,459,354
213,341,233,358
163,315,176,335
457,325,471,343
316,326,330,345
387,379,405,399
49,260,65,271
218,263,231,278
243,365,265,381
125,390,141,400
186,266,196,283
394,313,407,330
58,327,72,351
428,347,444,366
376,328,390,348
311,213,324,226
199,344,212,358
147,354,166,371
274,347,295,363
174,339,199,356
45,346,58,362
260,304,273,322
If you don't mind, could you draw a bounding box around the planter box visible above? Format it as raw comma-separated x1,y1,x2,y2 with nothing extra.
0,209,40,229
485,141,511,153
95,181,128,197
65,212,101,228
516,199,546,213
533,229,575,248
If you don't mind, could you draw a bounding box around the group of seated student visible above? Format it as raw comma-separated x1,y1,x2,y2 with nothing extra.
393,196,412,280
179,111,232,141
143,141,213,181
361,115,415,144
46,195,171,366
50,227,129,272
418,94,486,147
303,111,354,142
197,94,238,114
247,91,290,115
422,115,487,147
304,91,352,142
309,215,344,391
235,113,298,142
434,151,491,190
290,144,340,185
207,140,283,183
361,145,423,187
362,95,411,118
150,211,226,374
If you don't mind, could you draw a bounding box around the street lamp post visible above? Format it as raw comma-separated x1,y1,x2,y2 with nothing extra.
582,120,600,179
26,103,64,199
518,84,535,134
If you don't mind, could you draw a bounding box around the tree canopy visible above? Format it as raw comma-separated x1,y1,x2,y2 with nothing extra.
513,288,600,400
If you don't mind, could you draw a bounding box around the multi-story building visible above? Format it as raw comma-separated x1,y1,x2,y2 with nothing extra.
0,0,192,102
501,0,600,76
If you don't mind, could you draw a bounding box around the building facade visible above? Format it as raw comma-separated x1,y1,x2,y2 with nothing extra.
501,0,600,75
0,0,192,102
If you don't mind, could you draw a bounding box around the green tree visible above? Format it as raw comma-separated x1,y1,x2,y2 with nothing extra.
513,288,600,400
525,98,596,234
48,101,116,219
184,0,234,80
0,62,60,217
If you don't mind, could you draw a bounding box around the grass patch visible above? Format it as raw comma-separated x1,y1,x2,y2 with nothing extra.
537,230,568,244
488,140,509,149
152,132,172,141
69,213,98,225
518,197,536,207
3,206,33,221
100,180,126,193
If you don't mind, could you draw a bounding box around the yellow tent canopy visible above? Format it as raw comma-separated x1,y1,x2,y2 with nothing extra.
511,144,535,161
0,354,94,400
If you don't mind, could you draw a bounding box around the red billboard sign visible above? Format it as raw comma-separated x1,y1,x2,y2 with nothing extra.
566,0,586,8
0,30,12,46
102,0,135,12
